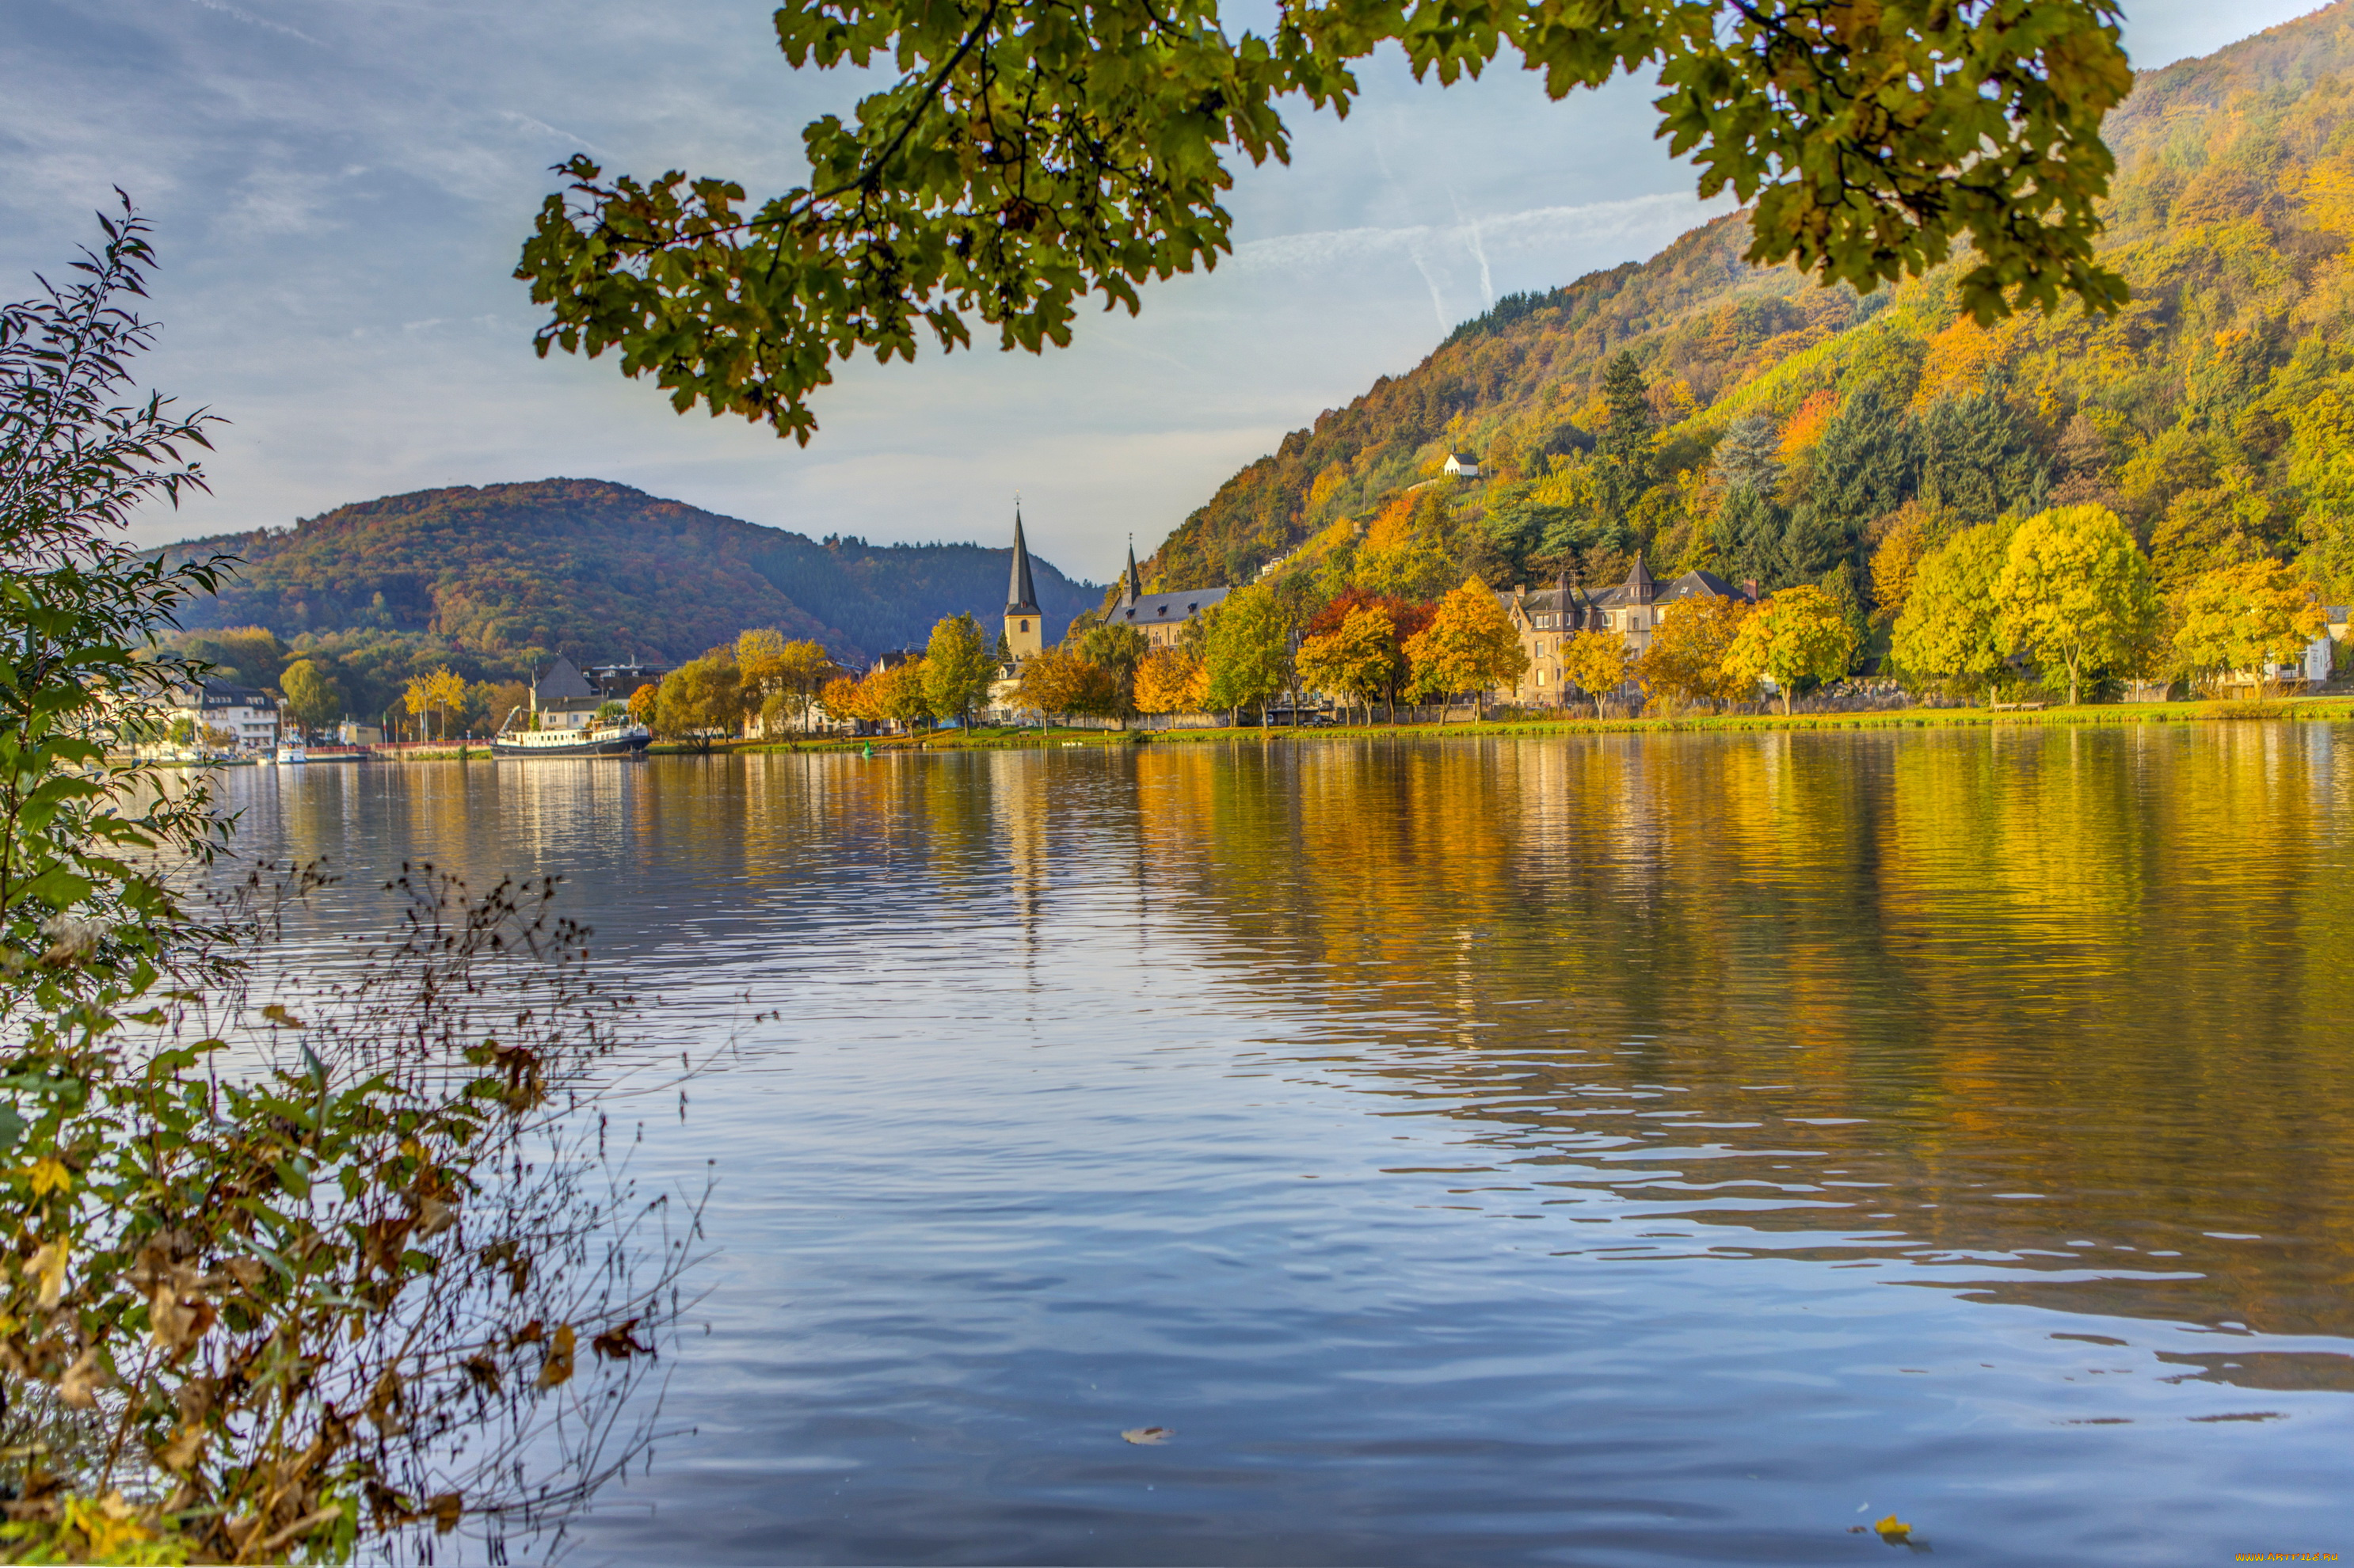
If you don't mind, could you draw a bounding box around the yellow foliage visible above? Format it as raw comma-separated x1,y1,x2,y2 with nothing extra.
1402,578,1529,714
2172,557,2327,690
1910,316,2018,409
2300,154,2354,240
1868,500,1956,626
1559,628,1633,701
1637,595,1754,702
1133,647,1208,714
1308,462,1350,514
1361,492,1422,554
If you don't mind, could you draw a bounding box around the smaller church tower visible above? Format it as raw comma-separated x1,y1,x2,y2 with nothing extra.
1004,508,1044,660
1122,540,1145,607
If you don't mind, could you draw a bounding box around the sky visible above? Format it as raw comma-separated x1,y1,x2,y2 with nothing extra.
2,1,2333,583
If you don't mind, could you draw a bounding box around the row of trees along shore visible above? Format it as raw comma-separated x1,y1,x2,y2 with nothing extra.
634,498,2333,744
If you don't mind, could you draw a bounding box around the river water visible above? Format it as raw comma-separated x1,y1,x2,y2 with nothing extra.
211,727,2353,1564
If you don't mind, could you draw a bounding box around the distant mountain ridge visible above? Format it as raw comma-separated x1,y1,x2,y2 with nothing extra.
162,479,1099,665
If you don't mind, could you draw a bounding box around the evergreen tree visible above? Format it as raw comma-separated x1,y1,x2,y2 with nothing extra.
1708,413,1781,497
1712,486,1785,590
1773,504,1845,588
1800,385,1918,549
1815,559,1871,672
1596,352,1655,522
1914,387,2050,523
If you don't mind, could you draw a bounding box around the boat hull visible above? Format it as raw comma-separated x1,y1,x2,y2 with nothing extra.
491,732,651,759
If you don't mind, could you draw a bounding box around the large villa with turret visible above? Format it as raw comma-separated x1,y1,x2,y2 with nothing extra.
1494,558,1752,707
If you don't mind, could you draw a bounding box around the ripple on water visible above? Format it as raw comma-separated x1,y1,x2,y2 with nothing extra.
211,733,2354,1562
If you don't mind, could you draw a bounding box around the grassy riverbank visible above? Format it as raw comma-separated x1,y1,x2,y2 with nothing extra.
695,694,2354,755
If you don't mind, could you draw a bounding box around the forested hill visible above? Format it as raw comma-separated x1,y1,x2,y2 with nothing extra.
162,480,1098,665
1146,0,2354,607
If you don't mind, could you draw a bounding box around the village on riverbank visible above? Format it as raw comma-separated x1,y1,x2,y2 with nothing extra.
144,486,2354,768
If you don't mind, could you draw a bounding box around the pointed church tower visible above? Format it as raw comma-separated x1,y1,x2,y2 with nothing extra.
1004,508,1044,660
1122,540,1145,607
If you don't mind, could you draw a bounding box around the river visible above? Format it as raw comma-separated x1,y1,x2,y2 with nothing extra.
211,726,2354,1564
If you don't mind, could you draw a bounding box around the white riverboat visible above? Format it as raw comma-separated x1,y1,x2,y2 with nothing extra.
492,717,652,758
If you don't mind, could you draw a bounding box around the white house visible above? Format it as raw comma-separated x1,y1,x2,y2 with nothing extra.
170,681,280,754
1443,451,1481,478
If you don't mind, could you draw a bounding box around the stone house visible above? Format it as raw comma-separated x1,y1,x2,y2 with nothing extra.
1492,557,1750,706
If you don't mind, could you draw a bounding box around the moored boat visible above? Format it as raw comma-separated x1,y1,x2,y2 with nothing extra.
491,718,651,758
272,743,307,765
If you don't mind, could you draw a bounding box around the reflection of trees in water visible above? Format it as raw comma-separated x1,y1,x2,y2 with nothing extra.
1101,730,2354,1347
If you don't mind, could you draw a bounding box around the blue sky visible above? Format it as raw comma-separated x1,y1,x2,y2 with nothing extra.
2,1,2329,581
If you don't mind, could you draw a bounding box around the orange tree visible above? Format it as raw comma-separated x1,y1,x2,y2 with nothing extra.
1404,578,1529,720
1296,606,1399,725
865,658,935,733
1015,647,1119,725
820,672,874,727
1636,596,1753,705
1133,647,1207,715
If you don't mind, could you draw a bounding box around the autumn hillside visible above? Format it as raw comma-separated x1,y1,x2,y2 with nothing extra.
163,478,1098,668
1145,1,2354,615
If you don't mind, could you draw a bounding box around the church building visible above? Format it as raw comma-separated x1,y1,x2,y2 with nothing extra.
1099,542,1229,649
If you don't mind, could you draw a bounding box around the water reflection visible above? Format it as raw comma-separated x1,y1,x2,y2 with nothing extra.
211,729,2354,1562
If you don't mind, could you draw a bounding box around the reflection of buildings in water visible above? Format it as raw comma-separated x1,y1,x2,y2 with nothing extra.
493,756,634,873
988,750,1049,966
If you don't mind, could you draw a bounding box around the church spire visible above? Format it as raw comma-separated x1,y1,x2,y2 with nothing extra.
1007,506,1040,615
1123,536,1143,605
1003,504,1044,661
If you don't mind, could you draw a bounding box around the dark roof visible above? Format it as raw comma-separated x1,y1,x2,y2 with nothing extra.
1500,569,1742,622
1007,511,1040,615
1449,451,1480,466
534,656,594,702
181,680,273,710
1107,586,1231,626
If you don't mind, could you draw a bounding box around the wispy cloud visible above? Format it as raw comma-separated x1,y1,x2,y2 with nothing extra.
180,0,322,47
1225,192,1734,278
